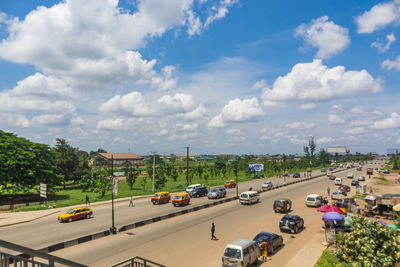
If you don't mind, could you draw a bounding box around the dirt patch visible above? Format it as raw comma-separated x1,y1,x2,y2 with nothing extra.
367,172,400,195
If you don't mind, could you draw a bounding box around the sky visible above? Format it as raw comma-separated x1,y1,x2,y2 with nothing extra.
0,0,400,156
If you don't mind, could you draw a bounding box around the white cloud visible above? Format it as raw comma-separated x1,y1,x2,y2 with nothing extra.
316,137,334,143
97,118,143,130
226,128,243,135
180,105,207,120
183,123,198,131
31,114,71,126
99,91,150,117
329,114,345,125
252,79,268,90
158,93,196,114
372,33,396,52
371,112,400,129
261,59,382,108
70,126,88,139
296,16,350,59
396,137,400,144
382,54,400,70
350,105,365,114
330,104,343,113
203,0,239,28
285,122,315,129
356,0,400,33
160,129,168,135
208,97,264,128
71,117,85,126
344,127,365,135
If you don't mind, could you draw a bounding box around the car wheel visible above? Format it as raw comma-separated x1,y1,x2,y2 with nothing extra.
294,226,298,234
68,218,72,222
86,214,90,219
152,201,156,205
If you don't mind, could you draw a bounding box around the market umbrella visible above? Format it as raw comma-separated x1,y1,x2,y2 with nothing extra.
379,220,388,226
386,224,399,230
317,205,343,214
322,212,344,221
393,203,400,212
365,195,376,201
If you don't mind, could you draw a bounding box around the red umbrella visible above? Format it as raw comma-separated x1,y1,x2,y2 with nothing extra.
317,205,343,213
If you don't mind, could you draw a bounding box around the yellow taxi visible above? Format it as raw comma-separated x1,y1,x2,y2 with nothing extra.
224,180,237,188
151,192,171,204
58,207,93,222
172,192,190,207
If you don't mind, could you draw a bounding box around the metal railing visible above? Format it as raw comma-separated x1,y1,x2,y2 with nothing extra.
110,256,166,267
0,239,87,267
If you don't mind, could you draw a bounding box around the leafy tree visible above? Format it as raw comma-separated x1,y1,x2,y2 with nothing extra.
92,168,112,198
125,164,139,194
319,149,330,166
335,216,400,266
154,166,167,190
53,138,79,189
170,167,179,182
0,130,60,192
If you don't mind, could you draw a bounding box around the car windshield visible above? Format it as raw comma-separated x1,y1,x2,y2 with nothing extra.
263,182,271,185
187,186,194,190
66,210,75,214
224,248,241,259
254,233,273,243
154,194,160,197
173,196,182,200
211,188,219,192
274,201,284,206
306,197,315,201
241,194,248,198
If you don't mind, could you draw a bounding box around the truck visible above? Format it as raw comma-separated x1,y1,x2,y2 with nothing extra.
366,168,373,175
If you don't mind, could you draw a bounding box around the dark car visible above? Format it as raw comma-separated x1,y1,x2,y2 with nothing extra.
279,214,304,234
320,168,327,172
328,167,334,171
189,186,208,198
338,185,350,192
293,173,300,178
273,198,292,213
253,232,283,255
351,180,359,186
382,170,390,174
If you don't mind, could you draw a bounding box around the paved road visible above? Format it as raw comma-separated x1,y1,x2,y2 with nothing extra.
50,166,375,266
1,169,333,251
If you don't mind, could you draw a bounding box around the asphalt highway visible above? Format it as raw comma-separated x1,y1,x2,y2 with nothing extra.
49,165,376,266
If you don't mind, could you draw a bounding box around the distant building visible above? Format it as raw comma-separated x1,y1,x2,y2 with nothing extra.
90,153,144,167
387,148,400,155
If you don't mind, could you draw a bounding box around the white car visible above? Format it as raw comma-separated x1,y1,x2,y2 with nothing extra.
334,177,342,185
358,176,366,181
186,184,202,193
262,181,273,191
347,172,354,179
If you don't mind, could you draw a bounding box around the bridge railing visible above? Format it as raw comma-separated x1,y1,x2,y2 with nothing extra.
110,256,166,267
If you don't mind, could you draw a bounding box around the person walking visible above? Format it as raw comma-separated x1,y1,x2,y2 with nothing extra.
356,205,360,214
85,195,90,206
129,196,134,207
327,187,330,197
261,239,268,262
211,222,216,240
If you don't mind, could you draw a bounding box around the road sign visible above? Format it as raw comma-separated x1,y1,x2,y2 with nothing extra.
40,183,47,198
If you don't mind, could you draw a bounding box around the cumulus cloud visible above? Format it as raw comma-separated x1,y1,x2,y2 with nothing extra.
372,33,396,53
285,122,315,129
261,59,382,108
183,123,198,131
316,137,334,143
344,127,365,135
356,0,400,33
158,93,196,114
330,104,343,113
99,91,150,117
329,114,345,125
208,97,264,128
296,16,350,59
97,118,143,130
382,54,400,70
371,112,400,129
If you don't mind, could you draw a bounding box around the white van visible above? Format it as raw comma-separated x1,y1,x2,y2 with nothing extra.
347,172,354,179
334,177,342,185
305,194,323,207
239,191,260,205
185,184,202,193
327,171,332,176
222,239,259,267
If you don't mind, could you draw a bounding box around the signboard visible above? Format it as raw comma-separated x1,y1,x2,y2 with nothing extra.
249,163,264,172
325,228,336,244
40,183,47,198
327,146,347,154
112,177,118,196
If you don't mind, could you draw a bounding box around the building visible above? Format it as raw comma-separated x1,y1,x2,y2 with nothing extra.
90,153,144,167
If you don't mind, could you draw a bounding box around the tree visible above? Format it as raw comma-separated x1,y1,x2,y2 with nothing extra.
92,168,112,198
319,149,330,166
53,138,79,189
0,130,60,192
335,216,400,266
125,164,139,195
170,167,179,182
154,166,167,190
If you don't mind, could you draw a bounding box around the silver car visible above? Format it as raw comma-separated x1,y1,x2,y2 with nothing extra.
208,187,226,199
358,176,365,181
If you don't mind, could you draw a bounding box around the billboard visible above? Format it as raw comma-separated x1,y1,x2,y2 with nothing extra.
327,146,347,154
249,163,264,172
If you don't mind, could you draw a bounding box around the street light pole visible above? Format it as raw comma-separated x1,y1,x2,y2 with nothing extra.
110,154,116,234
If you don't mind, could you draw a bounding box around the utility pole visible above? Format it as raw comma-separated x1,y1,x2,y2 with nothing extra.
186,147,189,184
110,154,116,234
152,152,155,193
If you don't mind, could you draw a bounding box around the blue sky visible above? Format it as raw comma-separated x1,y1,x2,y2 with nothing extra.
0,0,399,155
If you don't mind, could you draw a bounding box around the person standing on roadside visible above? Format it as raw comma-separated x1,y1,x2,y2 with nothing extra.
211,222,216,240
261,239,268,262
129,196,134,207
85,195,90,206
327,187,330,197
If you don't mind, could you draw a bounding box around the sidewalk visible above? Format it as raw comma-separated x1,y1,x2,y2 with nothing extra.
0,195,150,227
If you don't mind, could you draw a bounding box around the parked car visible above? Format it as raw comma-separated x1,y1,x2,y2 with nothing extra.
328,175,336,180
334,177,342,185
320,168,327,172
347,172,354,179
172,192,190,207
305,194,322,207
382,170,390,174
189,186,208,198
337,189,347,195
328,167,334,171
222,239,259,267
151,192,171,204
253,232,283,255
186,184,202,193
58,207,93,222
351,180,359,186
224,179,237,188
357,167,362,171
332,191,346,200
273,198,292,213
239,191,260,205
338,185,350,192
262,181,273,191
279,214,304,233
293,173,300,178
358,176,366,181
208,187,226,199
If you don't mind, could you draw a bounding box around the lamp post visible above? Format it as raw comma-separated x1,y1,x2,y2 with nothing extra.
110,155,116,234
